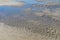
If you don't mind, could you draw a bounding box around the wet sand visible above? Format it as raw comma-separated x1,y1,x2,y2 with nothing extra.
0,23,45,40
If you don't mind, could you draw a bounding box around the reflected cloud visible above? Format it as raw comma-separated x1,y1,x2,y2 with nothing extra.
34,12,44,16
23,8,32,14
0,0,25,7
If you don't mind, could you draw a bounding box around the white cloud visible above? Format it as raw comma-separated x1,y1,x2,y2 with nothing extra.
47,2,60,5
36,0,51,2
0,0,25,7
